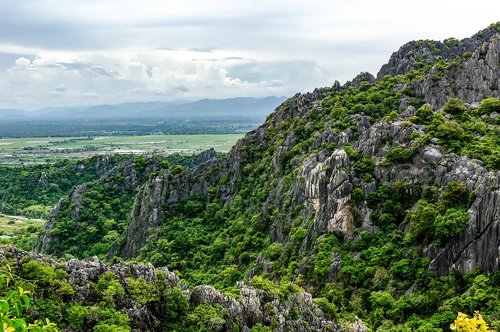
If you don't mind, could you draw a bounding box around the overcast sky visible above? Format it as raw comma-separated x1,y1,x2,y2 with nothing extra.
0,0,498,109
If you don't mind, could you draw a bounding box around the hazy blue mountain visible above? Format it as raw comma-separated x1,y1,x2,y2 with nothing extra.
0,96,287,121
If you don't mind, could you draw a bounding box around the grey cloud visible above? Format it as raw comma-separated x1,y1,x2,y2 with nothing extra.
57,63,90,70
89,66,121,79
227,60,320,84
188,47,216,53
55,84,67,92
174,85,189,92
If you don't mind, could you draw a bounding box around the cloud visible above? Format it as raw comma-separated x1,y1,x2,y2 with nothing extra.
0,48,313,108
0,0,499,108
15,57,31,67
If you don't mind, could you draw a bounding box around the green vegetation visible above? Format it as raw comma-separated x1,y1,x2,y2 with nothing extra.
0,215,45,251
0,155,129,218
411,98,500,170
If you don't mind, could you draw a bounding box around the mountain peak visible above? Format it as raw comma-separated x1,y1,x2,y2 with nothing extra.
377,21,500,79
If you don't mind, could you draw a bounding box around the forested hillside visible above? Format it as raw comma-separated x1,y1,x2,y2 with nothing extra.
0,23,499,332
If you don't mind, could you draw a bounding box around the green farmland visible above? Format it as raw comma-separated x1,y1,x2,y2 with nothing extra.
0,134,243,165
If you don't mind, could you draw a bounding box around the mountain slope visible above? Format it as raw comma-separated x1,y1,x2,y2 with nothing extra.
31,24,500,331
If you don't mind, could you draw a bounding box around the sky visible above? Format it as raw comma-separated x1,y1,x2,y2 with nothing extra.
0,0,499,110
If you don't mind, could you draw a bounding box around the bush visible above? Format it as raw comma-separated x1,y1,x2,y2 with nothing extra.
66,305,87,329
441,182,468,207
354,156,376,181
476,97,500,116
414,104,435,125
162,287,189,322
291,227,308,242
250,323,273,332
443,98,467,115
386,147,414,164
187,304,227,332
435,207,469,246
408,200,438,244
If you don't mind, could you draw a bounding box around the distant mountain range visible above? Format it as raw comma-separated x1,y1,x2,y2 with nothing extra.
0,96,287,121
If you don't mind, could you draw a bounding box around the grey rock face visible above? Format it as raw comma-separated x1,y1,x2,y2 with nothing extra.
302,150,354,235
191,283,343,332
414,34,500,109
116,155,217,259
344,72,376,88
377,26,500,79
423,167,500,275
118,171,170,258
34,182,90,255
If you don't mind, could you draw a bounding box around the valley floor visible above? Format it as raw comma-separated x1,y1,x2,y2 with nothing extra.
0,134,242,166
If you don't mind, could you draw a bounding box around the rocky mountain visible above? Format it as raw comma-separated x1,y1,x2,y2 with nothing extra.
26,23,500,331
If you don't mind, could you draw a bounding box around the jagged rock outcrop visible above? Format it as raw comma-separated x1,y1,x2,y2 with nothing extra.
191,283,343,332
116,151,219,258
0,247,343,332
344,72,376,88
423,161,500,274
415,34,500,109
377,24,500,79
35,157,165,256
283,97,500,276
302,150,354,235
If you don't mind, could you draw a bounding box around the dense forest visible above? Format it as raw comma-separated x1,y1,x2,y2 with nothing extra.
0,23,499,332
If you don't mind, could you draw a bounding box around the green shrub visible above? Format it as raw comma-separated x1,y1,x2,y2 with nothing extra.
414,104,435,125
250,323,273,332
126,277,158,306
96,272,125,307
476,97,500,116
187,304,227,332
386,147,414,164
291,227,308,242
434,207,469,246
354,156,376,181
162,287,189,322
442,98,467,115
66,305,88,329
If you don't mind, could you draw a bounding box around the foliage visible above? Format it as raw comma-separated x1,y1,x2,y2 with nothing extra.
0,274,59,331
186,304,228,332
408,182,471,246
443,98,467,115
386,146,414,164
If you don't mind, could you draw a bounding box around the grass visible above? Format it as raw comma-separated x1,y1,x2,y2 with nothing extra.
0,214,44,238
0,214,45,250
0,134,243,165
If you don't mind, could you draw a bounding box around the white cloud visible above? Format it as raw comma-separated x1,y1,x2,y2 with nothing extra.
15,57,30,67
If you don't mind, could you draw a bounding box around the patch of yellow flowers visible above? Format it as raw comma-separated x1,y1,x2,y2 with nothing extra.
450,312,494,332
3,322,14,332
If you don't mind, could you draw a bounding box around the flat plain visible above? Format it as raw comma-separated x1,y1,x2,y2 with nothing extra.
0,134,243,165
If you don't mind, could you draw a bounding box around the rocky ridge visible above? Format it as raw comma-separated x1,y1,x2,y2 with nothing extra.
1,247,345,332
102,29,500,274
377,23,500,79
